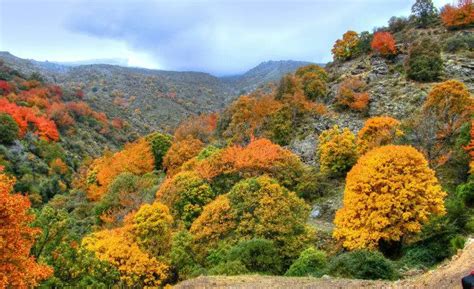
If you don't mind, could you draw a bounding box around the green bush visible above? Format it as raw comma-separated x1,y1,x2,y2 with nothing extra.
170,230,203,280
405,38,443,82
328,250,398,280
208,260,249,276
285,247,327,277
146,132,172,170
450,235,466,254
398,246,438,269
0,113,19,144
444,34,474,53
227,239,283,275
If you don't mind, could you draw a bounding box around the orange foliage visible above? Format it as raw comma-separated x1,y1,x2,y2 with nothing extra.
334,145,446,250
336,77,370,111
87,138,155,201
47,102,75,127
0,98,59,141
49,158,69,175
0,173,53,288
357,116,401,155
163,137,204,176
174,113,218,143
423,80,473,139
440,0,474,29
0,80,11,95
371,32,397,56
331,31,360,61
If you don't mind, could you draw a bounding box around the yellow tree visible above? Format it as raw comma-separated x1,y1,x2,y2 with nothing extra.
357,116,401,155
331,31,360,61
318,125,358,176
163,137,204,176
333,145,446,250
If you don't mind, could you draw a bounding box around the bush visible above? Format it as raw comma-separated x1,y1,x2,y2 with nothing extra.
295,64,328,101
388,16,409,33
147,132,172,170
208,260,249,276
371,32,397,57
444,34,474,53
405,38,443,82
335,77,370,111
285,247,327,277
227,239,282,275
318,125,358,177
328,250,398,280
398,246,438,269
332,31,360,61
450,235,466,254
0,113,19,144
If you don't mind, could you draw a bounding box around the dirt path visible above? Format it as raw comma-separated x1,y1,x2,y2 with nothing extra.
175,238,473,289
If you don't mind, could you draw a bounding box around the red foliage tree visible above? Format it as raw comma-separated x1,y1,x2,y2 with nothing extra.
0,80,11,95
371,32,397,57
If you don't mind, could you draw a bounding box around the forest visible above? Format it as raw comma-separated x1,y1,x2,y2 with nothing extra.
0,0,473,288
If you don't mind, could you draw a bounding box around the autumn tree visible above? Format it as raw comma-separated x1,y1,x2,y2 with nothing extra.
163,137,204,176
294,64,328,101
174,113,217,143
332,31,360,61
423,80,472,140
333,145,446,250
318,126,358,177
440,0,474,29
0,173,53,288
335,77,370,111
411,0,438,27
130,202,173,257
82,227,169,288
357,116,401,155
371,32,397,57
190,176,312,264
156,171,215,227
87,138,155,201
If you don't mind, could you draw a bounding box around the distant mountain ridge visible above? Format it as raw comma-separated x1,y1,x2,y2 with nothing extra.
0,52,314,134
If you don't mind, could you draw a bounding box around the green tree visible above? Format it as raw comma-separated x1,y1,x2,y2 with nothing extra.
411,0,438,28
0,113,19,144
405,37,443,82
147,132,172,170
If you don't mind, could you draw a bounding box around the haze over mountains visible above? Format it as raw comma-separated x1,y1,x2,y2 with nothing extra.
0,52,314,134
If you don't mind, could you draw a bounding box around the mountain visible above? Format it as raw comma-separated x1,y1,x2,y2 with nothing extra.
0,52,312,134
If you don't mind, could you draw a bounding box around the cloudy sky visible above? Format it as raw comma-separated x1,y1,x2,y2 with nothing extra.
0,0,451,75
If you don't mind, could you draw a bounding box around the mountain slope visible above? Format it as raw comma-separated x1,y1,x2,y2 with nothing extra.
0,52,312,134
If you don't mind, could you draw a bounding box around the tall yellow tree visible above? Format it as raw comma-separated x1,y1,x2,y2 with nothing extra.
333,145,446,250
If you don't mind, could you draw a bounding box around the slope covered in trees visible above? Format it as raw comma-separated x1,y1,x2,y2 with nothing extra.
0,0,473,288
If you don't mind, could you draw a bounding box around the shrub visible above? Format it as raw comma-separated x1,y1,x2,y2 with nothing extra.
335,77,370,111
170,230,201,280
356,31,373,55
440,0,474,29
318,126,358,177
333,145,446,250
411,0,438,28
332,31,360,61
444,34,474,53
295,64,328,101
147,132,172,170
450,235,466,254
405,38,443,82
328,250,398,280
398,246,438,269
285,247,327,277
388,16,409,33
356,116,401,155
227,239,282,275
208,260,249,276
371,32,397,57
0,113,19,144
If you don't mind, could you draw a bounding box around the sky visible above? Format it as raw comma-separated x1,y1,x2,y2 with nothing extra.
0,0,452,75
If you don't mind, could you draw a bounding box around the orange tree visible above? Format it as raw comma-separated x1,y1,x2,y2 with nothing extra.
0,173,53,288
335,77,370,111
318,125,358,177
440,0,474,29
332,31,360,61
371,32,397,57
163,137,204,176
333,145,446,250
356,116,401,155
294,64,328,101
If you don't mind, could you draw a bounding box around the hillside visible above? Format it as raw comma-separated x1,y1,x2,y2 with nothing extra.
0,52,311,134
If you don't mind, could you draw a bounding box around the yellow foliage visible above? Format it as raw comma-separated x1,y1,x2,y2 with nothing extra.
331,31,360,61
333,145,446,250
318,125,358,176
357,116,401,155
82,227,169,288
163,137,204,177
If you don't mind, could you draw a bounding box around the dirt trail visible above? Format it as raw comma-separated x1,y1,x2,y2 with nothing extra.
176,238,474,289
